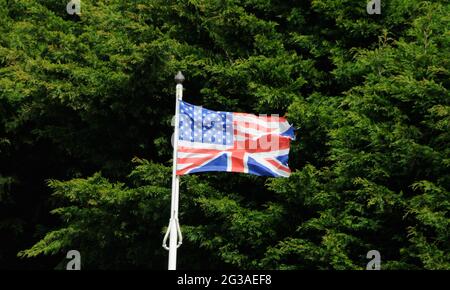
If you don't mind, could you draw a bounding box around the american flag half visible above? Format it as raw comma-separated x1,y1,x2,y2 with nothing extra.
176,101,295,177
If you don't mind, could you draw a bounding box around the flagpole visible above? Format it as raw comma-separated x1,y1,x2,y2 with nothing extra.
163,71,184,270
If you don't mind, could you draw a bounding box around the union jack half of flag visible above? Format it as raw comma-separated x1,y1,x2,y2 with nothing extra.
176,101,295,177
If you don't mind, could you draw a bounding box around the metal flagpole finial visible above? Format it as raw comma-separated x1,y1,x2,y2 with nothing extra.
175,71,185,84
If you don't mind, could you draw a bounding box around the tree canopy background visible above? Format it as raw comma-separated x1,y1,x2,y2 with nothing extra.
0,0,449,269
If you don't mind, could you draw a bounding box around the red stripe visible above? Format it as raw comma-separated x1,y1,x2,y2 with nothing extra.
231,152,245,172
176,154,219,175
233,120,278,134
266,159,291,173
178,156,215,164
178,147,222,154
178,136,291,153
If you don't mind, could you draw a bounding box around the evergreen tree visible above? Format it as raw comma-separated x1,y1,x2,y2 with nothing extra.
0,0,448,269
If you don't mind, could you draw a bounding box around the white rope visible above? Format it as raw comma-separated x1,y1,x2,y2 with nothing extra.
162,217,183,250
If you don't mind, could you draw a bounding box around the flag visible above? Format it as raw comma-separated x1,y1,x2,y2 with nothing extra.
175,101,295,177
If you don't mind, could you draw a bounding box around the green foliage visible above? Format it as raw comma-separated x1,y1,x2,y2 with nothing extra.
18,159,173,269
0,0,449,269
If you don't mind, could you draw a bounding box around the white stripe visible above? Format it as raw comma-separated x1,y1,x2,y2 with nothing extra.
250,149,290,158
177,162,192,170
243,154,249,173
178,140,233,150
234,126,278,136
177,152,213,158
226,152,232,172
235,135,259,141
